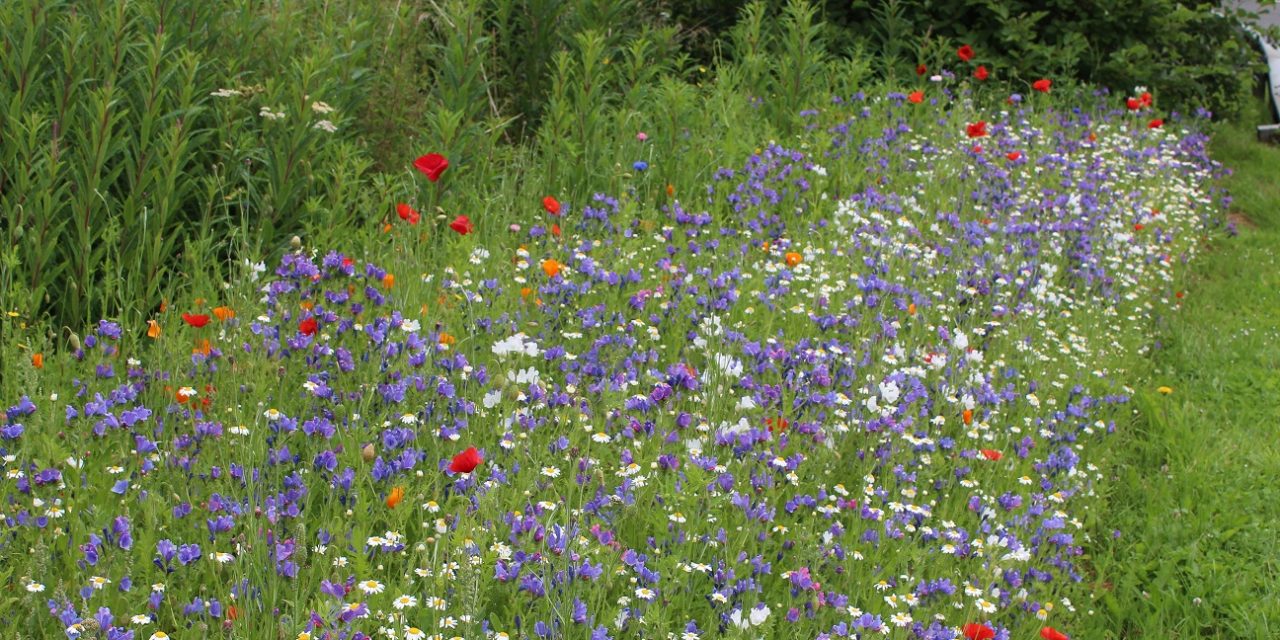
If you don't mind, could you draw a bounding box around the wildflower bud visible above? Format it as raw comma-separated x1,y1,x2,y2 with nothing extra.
361,443,376,463
12,225,21,238
290,235,302,250
67,331,81,353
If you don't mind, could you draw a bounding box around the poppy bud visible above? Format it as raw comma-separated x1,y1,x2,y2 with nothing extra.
361,443,376,463
290,235,302,250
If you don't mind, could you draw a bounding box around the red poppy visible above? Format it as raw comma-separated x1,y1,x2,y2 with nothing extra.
1134,223,1145,231
1148,118,1164,129
973,65,989,81
1006,151,1021,161
980,449,1003,461
413,153,448,182
1040,628,1070,640
916,63,927,76
963,623,995,640
908,90,924,104
1140,91,1153,107
396,203,420,225
449,446,483,473
298,317,317,336
449,215,474,235
1032,78,1052,93
551,223,561,237
542,196,561,216
957,45,975,62
182,313,210,328
1126,97,1141,111
966,121,988,138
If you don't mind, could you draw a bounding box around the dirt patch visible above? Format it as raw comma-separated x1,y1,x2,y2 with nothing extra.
1228,212,1258,229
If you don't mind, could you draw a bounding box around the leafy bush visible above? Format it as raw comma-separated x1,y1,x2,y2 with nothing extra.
0,0,386,329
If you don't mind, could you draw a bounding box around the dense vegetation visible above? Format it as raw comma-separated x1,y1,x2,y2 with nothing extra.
1,1,1273,638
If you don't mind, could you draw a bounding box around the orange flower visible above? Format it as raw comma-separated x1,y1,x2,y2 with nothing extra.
962,409,974,426
212,306,235,322
147,320,162,339
907,303,917,316
194,297,206,307
227,605,239,621
439,332,456,345
300,301,314,311
383,222,393,233
980,449,1003,461
785,252,803,267
541,259,561,278
386,486,406,509
159,299,168,313
194,339,212,357
31,353,43,369
520,287,533,299
382,273,395,289
666,184,675,198
761,241,770,253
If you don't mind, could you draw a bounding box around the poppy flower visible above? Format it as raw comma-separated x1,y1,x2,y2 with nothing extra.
439,332,457,345
31,353,43,369
194,339,212,357
551,223,561,237
962,409,974,425
963,624,995,640
298,317,317,336
1140,91,1153,106
666,184,675,197
907,303,917,316
147,320,162,339
382,273,395,289
397,203,421,225
785,252,803,267
980,449,1003,461
1126,97,1141,111
963,623,995,640
386,486,405,509
449,447,483,474
973,65,989,81
1148,118,1163,129
957,45,975,62
908,91,924,104
1006,151,1021,162
966,121,988,138
1032,78,1052,93
1040,628,1069,640
212,306,235,322
1134,223,1145,231
413,153,448,182
449,215,473,235
916,63,927,76
542,196,561,215
182,313,210,328
541,259,561,278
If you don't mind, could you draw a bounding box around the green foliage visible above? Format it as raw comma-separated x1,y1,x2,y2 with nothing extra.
1083,98,1280,638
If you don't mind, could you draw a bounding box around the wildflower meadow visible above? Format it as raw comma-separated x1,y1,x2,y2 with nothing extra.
0,3,1253,639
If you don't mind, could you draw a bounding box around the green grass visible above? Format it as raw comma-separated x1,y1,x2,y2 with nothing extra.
1085,99,1280,638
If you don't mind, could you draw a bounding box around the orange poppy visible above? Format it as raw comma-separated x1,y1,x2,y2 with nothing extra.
382,273,395,289
194,339,212,357
31,353,43,369
541,259,561,278
907,303,917,316
785,252,803,267
147,320,162,339
212,306,235,322
962,409,974,426
386,486,406,509
439,332,456,345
